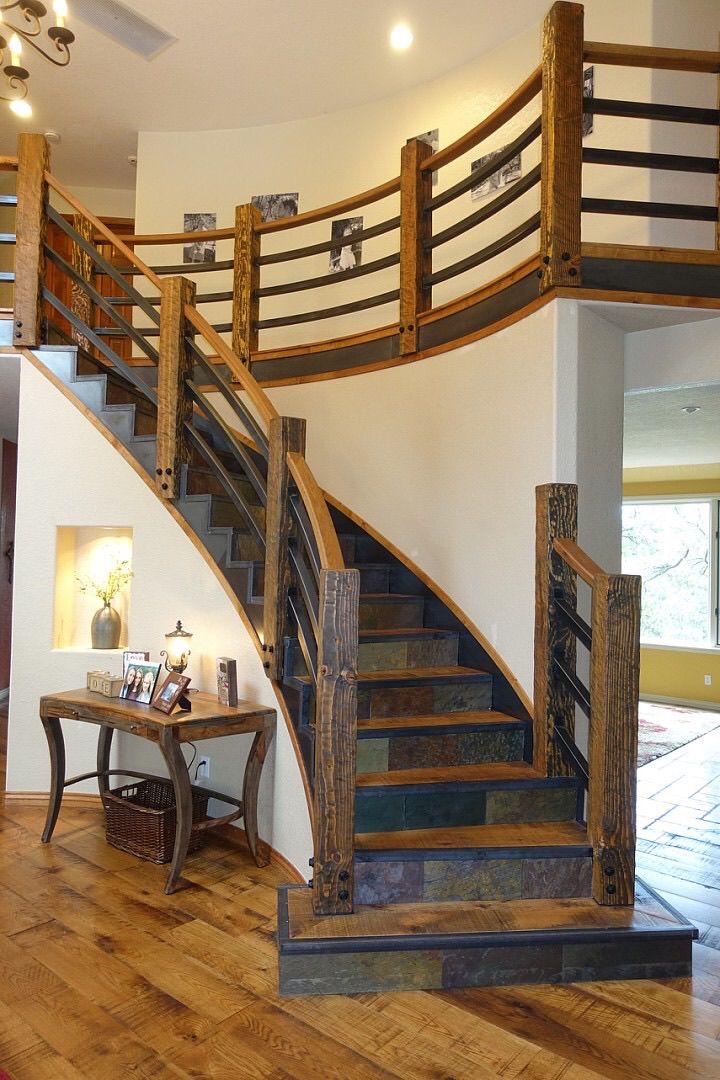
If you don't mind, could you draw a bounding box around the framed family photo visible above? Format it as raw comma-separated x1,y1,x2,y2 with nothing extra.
119,658,161,705
152,672,192,714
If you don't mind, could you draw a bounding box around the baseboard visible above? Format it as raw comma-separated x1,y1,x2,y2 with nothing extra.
0,791,305,883
642,693,720,714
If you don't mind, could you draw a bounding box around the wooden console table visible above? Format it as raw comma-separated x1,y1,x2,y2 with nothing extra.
40,688,276,894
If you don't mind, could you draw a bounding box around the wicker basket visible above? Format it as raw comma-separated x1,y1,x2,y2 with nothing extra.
103,779,209,864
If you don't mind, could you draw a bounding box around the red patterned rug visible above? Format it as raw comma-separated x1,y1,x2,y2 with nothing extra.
638,701,720,767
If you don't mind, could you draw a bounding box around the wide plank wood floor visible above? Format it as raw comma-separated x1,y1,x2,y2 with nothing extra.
0,799,718,1078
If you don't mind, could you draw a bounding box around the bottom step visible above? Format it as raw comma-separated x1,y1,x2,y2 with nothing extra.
278,881,696,997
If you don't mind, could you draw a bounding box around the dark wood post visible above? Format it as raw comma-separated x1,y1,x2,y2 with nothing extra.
313,566,360,915
14,133,50,347
232,203,261,366
589,572,641,906
263,416,307,680
70,212,94,352
534,483,578,776
539,1,584,291
399,136,434,355
155,276,196,500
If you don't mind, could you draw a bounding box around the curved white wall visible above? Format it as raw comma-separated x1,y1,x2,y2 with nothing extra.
8,358,312,875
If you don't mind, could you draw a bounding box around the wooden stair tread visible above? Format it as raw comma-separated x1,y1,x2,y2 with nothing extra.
283,882,688,943
293,666,489,687
355,821,588,851
358,627,455,638
357,710,521,732
356,761,542,786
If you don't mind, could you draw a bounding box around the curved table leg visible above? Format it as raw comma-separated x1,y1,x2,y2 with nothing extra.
242,716,275,867
158,728,193,895
96,725,114,797
41,713,66,843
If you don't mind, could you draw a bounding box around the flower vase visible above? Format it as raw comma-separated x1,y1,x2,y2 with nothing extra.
91,602,121,649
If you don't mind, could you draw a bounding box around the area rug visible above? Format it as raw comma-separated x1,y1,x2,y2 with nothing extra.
638,701,720,767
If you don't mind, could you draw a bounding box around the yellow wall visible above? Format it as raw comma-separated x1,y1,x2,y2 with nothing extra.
623,464,720,706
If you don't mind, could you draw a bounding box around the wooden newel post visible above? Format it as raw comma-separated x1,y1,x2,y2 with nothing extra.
539,1,584,291
263,416,307,680
313,566,360,915
399,136,433,355
534,483,578,776
232,203,261,367
588,572,641,906
155,276,196,500
14,133,50,347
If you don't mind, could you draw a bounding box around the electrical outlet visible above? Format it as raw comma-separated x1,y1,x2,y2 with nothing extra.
704,674,713,686
196,757,210,781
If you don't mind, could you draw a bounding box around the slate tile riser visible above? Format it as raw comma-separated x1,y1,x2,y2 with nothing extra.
355,785,579,832
356,729,526,773
357,680,493,719
358,599,426,630
353,855,593,904
210,500,265,529
357,637,459,673
279,936,692,996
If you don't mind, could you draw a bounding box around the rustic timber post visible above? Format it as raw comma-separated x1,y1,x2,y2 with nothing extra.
232,203,261,366
70,212,94,351
534,483,578,776
588,572,641,906
399,136,434,355
155,276,196,500
313,566,360,915
14,133,50,347
263,416,307,680
539,1,584,291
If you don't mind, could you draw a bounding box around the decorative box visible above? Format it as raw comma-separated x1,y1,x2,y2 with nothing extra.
216,656,238,706
86,670,124,697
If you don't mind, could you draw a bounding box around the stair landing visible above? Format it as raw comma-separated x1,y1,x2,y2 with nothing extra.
278,880,696,996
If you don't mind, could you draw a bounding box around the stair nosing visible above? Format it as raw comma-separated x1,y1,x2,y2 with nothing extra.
357,710,525,736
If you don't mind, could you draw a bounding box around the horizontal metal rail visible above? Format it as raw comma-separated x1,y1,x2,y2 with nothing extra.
0,194,17,205
586,97,720,125
256,288,399,330
256,252,400,298
257,216,401,265
583,147,719,173
0,233,16,244
428,165,541,250
94,259,235,278
425,213,541,286
582,197,717,221
104,290,234,307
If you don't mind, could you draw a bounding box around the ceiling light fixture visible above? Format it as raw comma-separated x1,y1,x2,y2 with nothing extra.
0,1,75,117
681,405,701,414
390,23,413,51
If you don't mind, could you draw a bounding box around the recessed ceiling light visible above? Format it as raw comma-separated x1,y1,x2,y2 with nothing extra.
390,23,413,51
682,405,701,414
9,99,32,118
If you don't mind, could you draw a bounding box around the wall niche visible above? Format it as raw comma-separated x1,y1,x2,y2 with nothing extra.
53,526,133,651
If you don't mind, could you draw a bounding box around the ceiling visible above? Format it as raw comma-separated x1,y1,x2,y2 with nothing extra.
0,0,550,189
624,383,720,469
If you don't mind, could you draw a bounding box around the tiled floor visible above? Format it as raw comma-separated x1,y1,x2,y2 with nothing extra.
636,719,720,964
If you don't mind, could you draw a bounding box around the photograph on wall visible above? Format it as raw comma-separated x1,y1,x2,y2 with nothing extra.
470,146,521,201
415,128,439,186
119,660,161,704
183,212,217,264
582,66,594,137
329,216,363,273
251,192,299,223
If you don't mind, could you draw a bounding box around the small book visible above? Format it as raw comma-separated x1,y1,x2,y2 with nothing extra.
216,656,238,707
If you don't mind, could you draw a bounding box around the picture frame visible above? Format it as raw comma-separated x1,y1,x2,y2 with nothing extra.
152,672,192,714
123,650,149,669
216,656,238,707
119,660,161,704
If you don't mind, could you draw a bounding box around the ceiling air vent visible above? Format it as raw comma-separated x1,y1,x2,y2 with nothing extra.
71,0,177,60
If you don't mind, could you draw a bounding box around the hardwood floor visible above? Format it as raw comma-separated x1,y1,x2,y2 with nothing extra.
0,800,718,1078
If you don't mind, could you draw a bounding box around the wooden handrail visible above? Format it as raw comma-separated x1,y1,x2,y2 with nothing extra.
553,538,604,587
0,157,18,170
45,172,163,290
182,303,279,427
286,451,344,571
118,226,234,246
584,41,720,73
257,176,400,234
424,65,542,173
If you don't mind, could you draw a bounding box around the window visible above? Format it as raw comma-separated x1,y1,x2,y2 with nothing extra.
621,499,719,648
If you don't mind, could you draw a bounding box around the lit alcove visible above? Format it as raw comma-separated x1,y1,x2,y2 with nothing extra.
53,527,133,650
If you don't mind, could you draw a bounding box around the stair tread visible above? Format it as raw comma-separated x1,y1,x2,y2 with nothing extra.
356,761,542,786
358,627,456,639
355,821,588,851
293,665,489,687
282,881,689,945
359,593,423,601
357,710,522,732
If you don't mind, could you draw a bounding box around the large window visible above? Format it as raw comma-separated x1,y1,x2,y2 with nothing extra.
622,499,719,648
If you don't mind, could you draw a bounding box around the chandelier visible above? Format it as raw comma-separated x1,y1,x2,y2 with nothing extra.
0,1,74,117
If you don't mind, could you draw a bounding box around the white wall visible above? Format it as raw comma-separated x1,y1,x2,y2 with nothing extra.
8,358,312,875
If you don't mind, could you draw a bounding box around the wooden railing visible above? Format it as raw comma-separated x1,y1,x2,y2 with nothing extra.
7,131,360,916
534,483,641,906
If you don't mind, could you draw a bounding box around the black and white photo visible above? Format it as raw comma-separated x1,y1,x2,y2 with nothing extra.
329,216,363,273
183,212,216,264
583,66,594,137
470,146,521,201
251,192,299,223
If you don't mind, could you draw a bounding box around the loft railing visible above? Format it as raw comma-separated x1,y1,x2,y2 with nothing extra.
534,483,641,906
5,131,359,917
